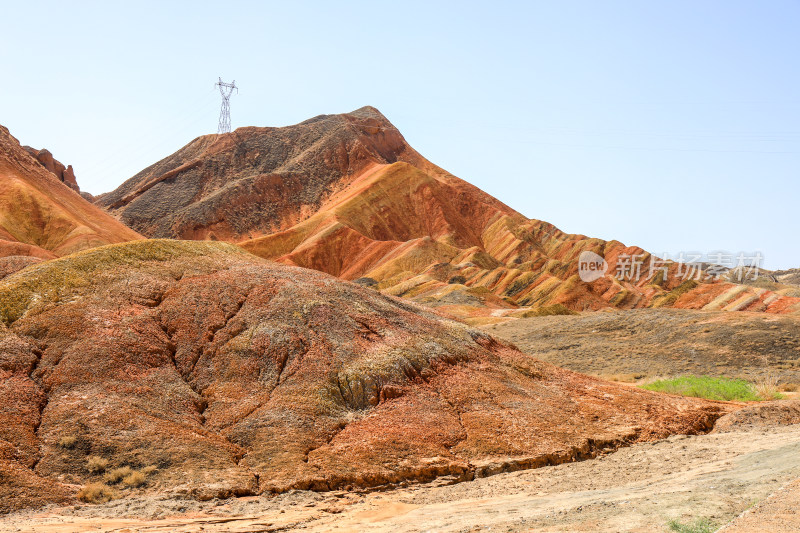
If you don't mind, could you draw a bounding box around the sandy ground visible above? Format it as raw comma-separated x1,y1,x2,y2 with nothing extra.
3,420,799,532
720,478,800,532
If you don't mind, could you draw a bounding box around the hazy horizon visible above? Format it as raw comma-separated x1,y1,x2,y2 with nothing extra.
2,1,798,269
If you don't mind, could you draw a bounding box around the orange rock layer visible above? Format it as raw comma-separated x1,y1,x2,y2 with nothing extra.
0,125,143,259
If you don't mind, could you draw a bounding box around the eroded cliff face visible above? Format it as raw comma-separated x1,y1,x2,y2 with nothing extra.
0,239,728,513
0,125,142,259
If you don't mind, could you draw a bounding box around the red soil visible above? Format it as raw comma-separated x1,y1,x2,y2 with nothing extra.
0,240,730,513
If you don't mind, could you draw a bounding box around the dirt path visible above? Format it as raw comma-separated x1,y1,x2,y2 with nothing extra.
4,422,799,532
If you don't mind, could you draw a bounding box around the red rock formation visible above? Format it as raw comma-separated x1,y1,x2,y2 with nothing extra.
0,125,143,258
0,240,729,512
22,146,80,192
98,108,800,315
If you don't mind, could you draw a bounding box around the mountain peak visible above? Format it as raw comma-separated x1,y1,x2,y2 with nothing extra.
300,105,389,126
97,107,437,241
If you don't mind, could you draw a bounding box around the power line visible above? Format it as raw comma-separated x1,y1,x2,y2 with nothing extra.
215,78,238,134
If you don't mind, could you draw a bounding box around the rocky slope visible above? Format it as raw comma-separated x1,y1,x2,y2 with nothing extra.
96,107,447,241
0,125,142,259
99,108,800,315
0,240,729,513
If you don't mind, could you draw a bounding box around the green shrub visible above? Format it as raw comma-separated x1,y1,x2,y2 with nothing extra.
642,375,761,402
667,517,717,533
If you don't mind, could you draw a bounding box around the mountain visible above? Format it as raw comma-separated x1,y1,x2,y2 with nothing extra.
99,108,800,315
0,239,727,512
0,125,142,259
96,106,449,240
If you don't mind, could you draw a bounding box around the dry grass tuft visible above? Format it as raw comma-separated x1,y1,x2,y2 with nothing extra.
141,465,158,476
122,471,147,488
779,382,799,392
754,369,783,400
102,465,154,488
58,435,77,449
77,483,115,504
600,373,646,383
103,466,133,485
86,456,109,474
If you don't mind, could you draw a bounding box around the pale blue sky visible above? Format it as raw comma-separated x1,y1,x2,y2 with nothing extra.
2,1,798,268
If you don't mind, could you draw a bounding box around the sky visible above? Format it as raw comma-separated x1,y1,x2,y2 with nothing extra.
2,1,799,269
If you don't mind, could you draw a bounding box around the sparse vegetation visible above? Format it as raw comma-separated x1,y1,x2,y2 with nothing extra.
448,275,467,285
667,517,717,533
102,465,154,488
754,369,784,400
641,375,762,402
58,435,77,449
141,465,158,476
122,470,147,488
0,239,248,325
779,382,799,392
103,466,134,484
601,373,646,383
519,304,578,318
86,456,109,474
77,483,116,504
753,354,786,400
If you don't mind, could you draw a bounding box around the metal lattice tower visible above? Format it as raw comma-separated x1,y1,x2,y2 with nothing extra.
215,77,238,134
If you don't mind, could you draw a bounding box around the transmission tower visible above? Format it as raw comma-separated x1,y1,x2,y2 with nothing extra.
215,77,238,134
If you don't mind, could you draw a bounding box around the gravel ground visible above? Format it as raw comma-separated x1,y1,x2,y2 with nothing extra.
484,309,800,385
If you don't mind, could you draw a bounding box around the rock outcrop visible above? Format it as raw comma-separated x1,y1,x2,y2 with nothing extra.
0,125,142,258
22,147,80,192
0,240,729,512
